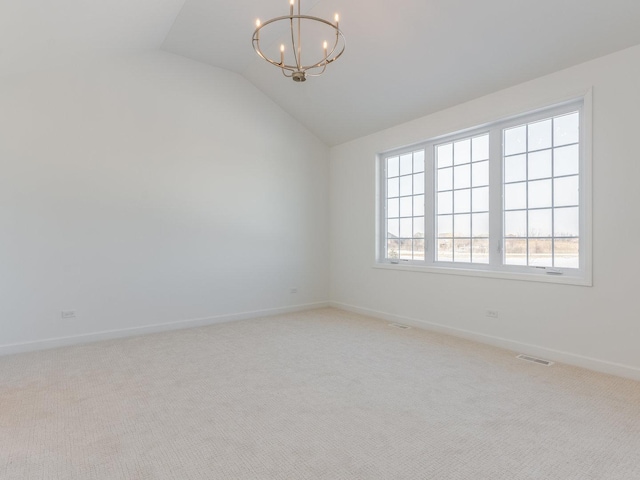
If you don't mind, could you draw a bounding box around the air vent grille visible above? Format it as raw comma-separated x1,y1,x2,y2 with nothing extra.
517,354,554,366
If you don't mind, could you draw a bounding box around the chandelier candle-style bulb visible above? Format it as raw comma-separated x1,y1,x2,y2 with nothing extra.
252,0,346,82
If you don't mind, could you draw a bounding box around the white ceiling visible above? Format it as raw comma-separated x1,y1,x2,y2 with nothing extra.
164,0,640,145
4,0,640,146
0,0,185,76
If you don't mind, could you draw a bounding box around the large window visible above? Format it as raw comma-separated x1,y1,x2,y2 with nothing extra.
503,112,580,268
435,134,490,264
378,99,590,285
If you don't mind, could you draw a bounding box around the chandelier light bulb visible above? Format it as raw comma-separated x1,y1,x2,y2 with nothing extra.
255,19,260,27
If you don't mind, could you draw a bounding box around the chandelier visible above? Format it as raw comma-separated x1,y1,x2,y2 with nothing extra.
252,0,345,82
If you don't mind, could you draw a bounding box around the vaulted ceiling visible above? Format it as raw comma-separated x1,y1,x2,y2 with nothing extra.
0,1,185,75
3,0,640,145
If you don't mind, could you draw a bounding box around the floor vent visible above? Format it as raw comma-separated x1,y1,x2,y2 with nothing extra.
517,354,554,366
389,323,411,329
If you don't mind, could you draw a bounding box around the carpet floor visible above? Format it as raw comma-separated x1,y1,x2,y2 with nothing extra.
1,307,639,479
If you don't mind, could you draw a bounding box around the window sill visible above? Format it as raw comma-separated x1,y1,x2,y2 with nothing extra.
372,262,592,286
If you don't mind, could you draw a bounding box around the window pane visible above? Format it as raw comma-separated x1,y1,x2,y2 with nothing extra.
400,154,413,175
400,197,412,217
413,150,425,173
554,207,579,237
454,139,471,165
454,239,471,263
400,218,412,237
528,209,552,237
387,156,399,177
413,217,425,238
504,239,527,265
472,186,489,212
454,164,471,189
437,143,453,168
437,239,453,262
528,119,552,151
387,219,399,238
472,134,489,162
438,167,453,191
400,175,412,196
472,239,489,264
554,112,579,147
454,214,471,237
413,172,425,195
454,189,471,213
472,161,489,187
387,239,399,259
438,215,453,238
528,179,552,209
505,182,527,210
504,210,526,237
504,154,527,183
438,191,453,214
399,239,413,260
387,177,399,197
472,212,489,238
554,175,579,207
529,239,552,266
554,238,579,268
387,198,399,218
554,144,579,177
413,195,425,217
505,125,527,156
528,150,552,180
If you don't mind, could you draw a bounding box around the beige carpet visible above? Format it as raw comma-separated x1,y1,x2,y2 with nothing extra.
1,308,639,479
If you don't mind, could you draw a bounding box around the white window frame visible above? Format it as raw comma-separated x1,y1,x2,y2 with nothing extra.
375,94,592,286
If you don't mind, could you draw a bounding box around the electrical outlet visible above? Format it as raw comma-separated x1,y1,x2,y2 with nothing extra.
485,310,499,319
61,310,77,319
290,288,298,294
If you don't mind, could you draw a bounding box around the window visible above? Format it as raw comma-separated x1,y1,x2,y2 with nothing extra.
435,134,490,264
503,113,580,269
377,98,590,285
385,150,425,261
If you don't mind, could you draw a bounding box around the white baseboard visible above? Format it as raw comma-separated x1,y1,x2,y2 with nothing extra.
0,302,330,357
331,301,640,383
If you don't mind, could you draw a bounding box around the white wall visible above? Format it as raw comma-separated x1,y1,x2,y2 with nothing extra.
330,44,640,380
0,51,329,351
